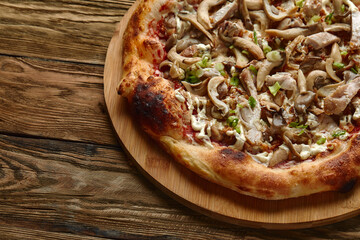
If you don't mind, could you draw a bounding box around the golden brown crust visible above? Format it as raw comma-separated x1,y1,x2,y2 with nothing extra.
117,0,360,200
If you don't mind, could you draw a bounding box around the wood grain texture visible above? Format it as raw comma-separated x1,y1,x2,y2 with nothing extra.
0,55,117,145
103,0,360,229
0,0,132,64
1,133,360,239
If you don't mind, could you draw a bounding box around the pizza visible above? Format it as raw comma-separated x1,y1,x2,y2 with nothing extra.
117,0,360,199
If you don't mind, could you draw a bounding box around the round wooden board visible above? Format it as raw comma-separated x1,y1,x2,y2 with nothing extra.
103,2,360,229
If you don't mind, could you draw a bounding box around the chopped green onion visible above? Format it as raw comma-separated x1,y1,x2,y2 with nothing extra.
311,15,321,22
341,51,348,56
197,56,211,68
341,4,345,12
263,45,272,54
266,50,282,62
317,137,326,145
230,76,240,86
229,110,236,114
297,129,306,136
333,62,345,69
332,130,346,138
325,12,334,25
249,65,258,75
235,127,241,134
229,45,234,49
351,67,358,74
219,70,226,76
241,50,249,55
237,104,244,109
268,82,281,96
195,68,203,78
248,96,256,109
296,0,304,7
185,75,199,84
289,122,299,128
227,116,239,128
215,62,225,71
253,31,257,44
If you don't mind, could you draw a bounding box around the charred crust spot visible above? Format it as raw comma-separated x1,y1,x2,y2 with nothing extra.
219,148,247,162
339,178,358,193
130,10,141,37
132,81,175,134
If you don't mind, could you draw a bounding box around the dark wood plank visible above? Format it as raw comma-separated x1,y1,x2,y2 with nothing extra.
0,0,131,64
0,55,118,145
1,133,360,239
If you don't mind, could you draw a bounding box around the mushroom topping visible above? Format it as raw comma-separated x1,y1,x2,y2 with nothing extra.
304,32,340,50
211,0,238,26
238,0,253,30
266,72,297,92
325,58,342,82
257,59,282,90
317,82,345,97
178,13,215,43
207,76,229,116
167,46,201,69
285,35,305,70
351,11,360,49
303,0,322,20
249,11,269,35
197,0,226,30
268,145,290,167
330,43,342,63
245,0,263,10
265,23,323,40
263,0,297,21
277,18,304,30
306,70,328,90
232,47,249,68
233,37,265,60
182,78,210,96
176,39,200,52
282,134,302,159
297,69,307,94
218,20,244,42
324,77,360,115
295,91,315,113
159,60,185,79
324,23,351,33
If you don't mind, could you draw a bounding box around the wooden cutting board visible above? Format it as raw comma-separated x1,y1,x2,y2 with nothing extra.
103,1,360,229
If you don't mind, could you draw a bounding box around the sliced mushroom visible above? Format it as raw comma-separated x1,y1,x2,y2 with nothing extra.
238,0,253,30
317,82,345,97
297,69,307,94
334,0,344,16
246,0,263,10
257,59,282,90
324,77,360,115
285,35,305,70
324,23,351,32
269,145,289,167
249,11,269,35
233,37,265,60
265,23,323,40
306,70,328,90
232,48,249,68
207,76,229,116
282,134,302,159
351,11,360,49
266,72,297,91
303,0,322,20
197,0,226,30
325,58,342,82
330,43,342,63
218,20,244,42
211,0,238,26
176,38,200,52
167,46,201,69
295,91,315,113
241,68,258,97
178,13,215,43
277,17,304,30
263,0,297,21
304,32,340,50
182,78,210,96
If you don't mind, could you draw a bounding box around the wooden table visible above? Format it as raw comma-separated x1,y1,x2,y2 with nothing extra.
1,1,360,239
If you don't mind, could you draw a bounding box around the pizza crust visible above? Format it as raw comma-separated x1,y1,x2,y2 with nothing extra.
118,0,360,199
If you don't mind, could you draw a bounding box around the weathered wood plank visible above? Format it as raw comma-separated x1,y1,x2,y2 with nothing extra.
0,0,131,64
0,55,118,145
1,133,360,239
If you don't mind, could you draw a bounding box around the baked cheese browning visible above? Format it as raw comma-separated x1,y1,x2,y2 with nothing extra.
121,0,360,168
